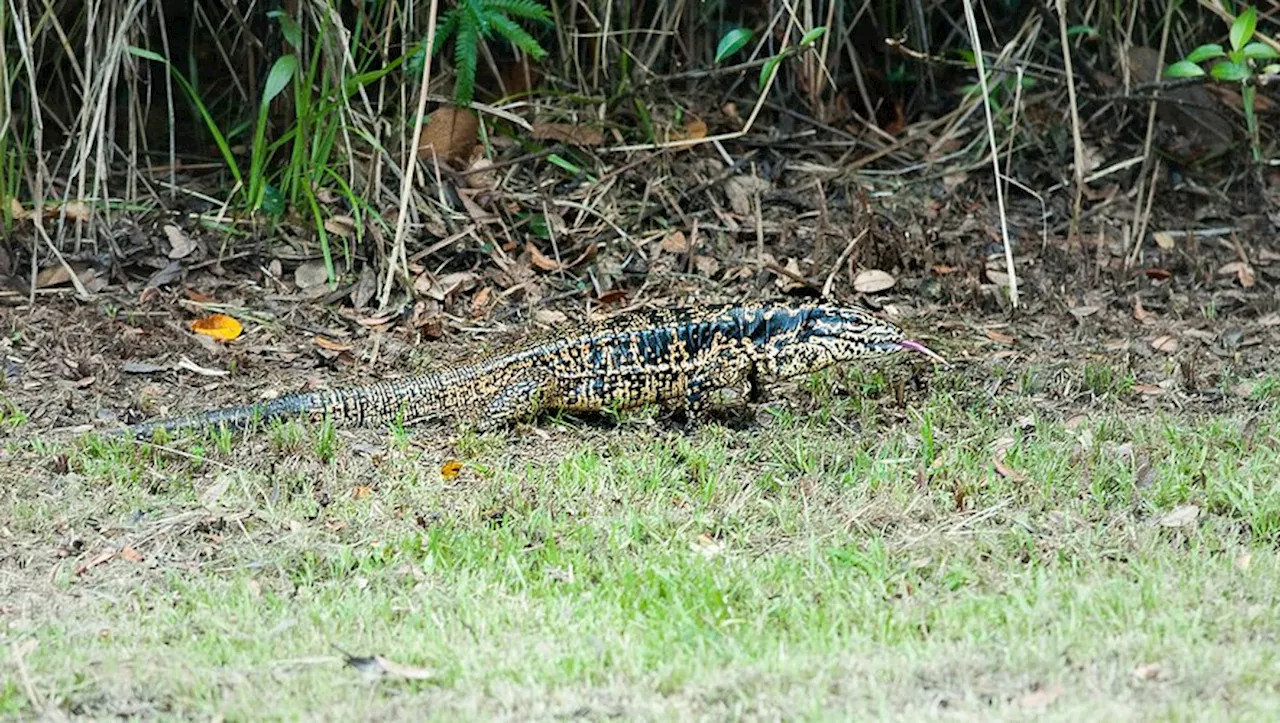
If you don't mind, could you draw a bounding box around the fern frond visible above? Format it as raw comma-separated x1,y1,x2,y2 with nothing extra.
489,13,548,60
465,0,491,37
484,0,552,24
453,12,480,105
432,8,461,57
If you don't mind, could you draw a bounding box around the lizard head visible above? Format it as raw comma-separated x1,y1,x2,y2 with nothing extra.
806,305,947,363
764,305,947,378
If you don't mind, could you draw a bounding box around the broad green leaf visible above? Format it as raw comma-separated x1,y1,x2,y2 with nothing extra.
1230,6,1257,54
1242,42,1280,60
267,10,303,49
127,46,168,63
262,54,298,106
1185,43,1226,64
1210,60,1249,81
799,26,827,46
1164,60,1206,78
1265,63,1280,75
758,54,783,91
547,154,582,175
260,184,285,216
715,28,753,64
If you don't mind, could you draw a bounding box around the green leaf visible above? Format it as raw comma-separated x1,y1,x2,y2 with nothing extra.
262,54,297,106
1164,60,1206,78
799,26,827,47
1265,63,1280,75
486,0,553,23
547,153,582,175
260,184,285,216
431,10,461,58
1230,6,1257,54
453,15,479,105
127,46,167,63
1185,43,1226,64
267,10,303,49
715,28,753,64
1242,41,1280,60
489,13,548,59
758,54,783,91
1210,60,1249,81
1065,24,1097,38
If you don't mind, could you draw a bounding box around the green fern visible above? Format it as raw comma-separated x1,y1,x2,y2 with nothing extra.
430,0,552,105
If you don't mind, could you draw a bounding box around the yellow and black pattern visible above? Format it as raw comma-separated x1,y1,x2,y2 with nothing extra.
118,302,943,438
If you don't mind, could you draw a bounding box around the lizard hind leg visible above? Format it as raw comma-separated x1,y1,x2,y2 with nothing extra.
682,354,757,426
476,374,555,431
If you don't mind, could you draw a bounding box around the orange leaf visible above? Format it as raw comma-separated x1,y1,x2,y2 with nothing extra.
191,314,243,341
120,546,144,562
527,242,562,272
441,459,463,480
352,485,373,499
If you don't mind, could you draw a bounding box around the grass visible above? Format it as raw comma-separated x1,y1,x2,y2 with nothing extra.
3,367,1280,719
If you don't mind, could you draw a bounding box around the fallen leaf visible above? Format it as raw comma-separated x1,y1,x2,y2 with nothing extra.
63,200,92,221
691,532,725,559
1235,552,1252,571
313,336,353,352
661,230,691,254
1017,684,1064,710
75,548,117,576
1150,335,1178,353
164,224,198,259
191,314,243,341
200,473,234,508
993,437,1027,482
853,269,896,293
527,243,561,271
441,459,463,479
1143,267,1172,280
352,485,373,499
324,215,357,239
1158,504,1200,528
530,122,604,146
419,106,478,164
534,308,567,325
470,286,493,317
9,197,26,220
1069,305,1100,318
672,117,708,143
341,650,435,681
175,357,229,377
416,270,477,301
1132,663,1161,681
984,328,1015,345
122,360,170,374
294,259,330,289
1153,230,1175,249
119,546,144,562
1133,296,1149,322
723,175,770,215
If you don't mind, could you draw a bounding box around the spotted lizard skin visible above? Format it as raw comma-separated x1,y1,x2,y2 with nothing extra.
117,302,944,438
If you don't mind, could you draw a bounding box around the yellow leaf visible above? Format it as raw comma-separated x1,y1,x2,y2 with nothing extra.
352,485,373,499
191,313,243,341
441,459,463,480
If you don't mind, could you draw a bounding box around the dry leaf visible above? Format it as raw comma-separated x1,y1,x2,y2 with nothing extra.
8,197,26,220
527,242,561,272
672,117,708,143
1159,504,1199,528
119,546,144,562
324,215,357,238
1017,684,1064,710
1219,261,1257,288
993,437,1027,482
534,308,567,325
164,224,197,259
1069,305,1100,318
200,473,234,508
294,260,330,289
175,357,229,377
470,286,493,317
1132,663,1162,681
419,107,478,164
1150,335,1178,353
691,532,725,559
463,158,498,189
63,200,92,222
984,328,1015,345
342,651,435,681
122,360,170,374
352,485,373,499
723,175,771,215
853,269,896,293
441,459,463,479
661,231,690,254
191,314,243,341
530,122,604,146
313,336,353,352
1153,231,1175,249
1235,552,1252,571
1133,297,1149,322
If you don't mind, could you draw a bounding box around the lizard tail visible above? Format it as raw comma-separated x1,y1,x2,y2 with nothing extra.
117,391,330,439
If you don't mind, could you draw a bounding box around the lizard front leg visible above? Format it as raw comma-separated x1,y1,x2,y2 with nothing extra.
683,352,757,424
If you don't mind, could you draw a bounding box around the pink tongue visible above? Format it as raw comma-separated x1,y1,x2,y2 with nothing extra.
900,339,948,365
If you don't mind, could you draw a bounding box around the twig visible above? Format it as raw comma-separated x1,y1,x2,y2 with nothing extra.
962,0,1019,308
822,229,867,299
1056,0,1085,237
